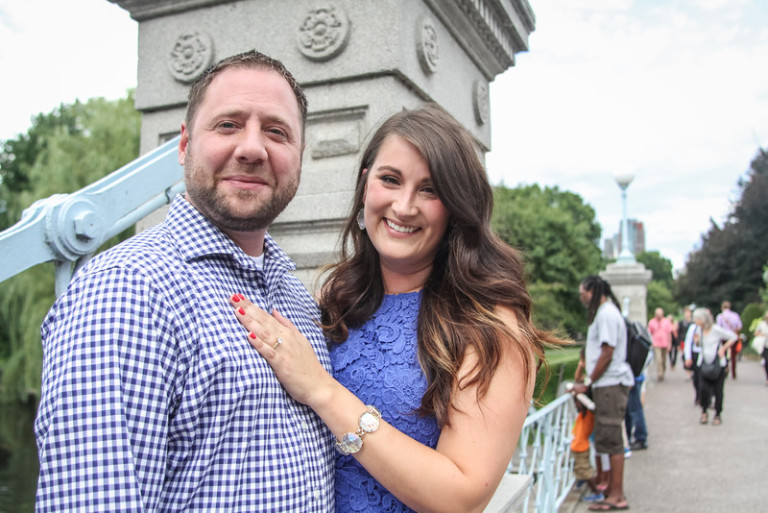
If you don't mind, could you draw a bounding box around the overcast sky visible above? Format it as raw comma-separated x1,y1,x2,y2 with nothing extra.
1,0,766,273
488,0,768,273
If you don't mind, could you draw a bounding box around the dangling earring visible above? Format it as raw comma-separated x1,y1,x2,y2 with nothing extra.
356,208,366,230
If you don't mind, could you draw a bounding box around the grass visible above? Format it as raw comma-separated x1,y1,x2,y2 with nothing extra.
534,345,582,406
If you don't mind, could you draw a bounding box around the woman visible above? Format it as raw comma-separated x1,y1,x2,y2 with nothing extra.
752,310,768,385
230,104,566,512
685,307,738,426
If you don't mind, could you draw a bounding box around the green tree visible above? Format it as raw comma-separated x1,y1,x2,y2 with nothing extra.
492,184,604,337
0,91,140,402
636,251,674,289
636,251,679,318
675,149,768,313
0,107,81,200
760,264,768,304
646,281,677,320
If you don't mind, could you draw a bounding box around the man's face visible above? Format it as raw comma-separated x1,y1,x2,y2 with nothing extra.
655,308,664,319
178,67,303,233
578,284,592,308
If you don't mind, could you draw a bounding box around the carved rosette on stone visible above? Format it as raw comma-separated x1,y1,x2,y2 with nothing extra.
168,31,214,84
416,15,439,75
297,4,350,61
472,80,490,125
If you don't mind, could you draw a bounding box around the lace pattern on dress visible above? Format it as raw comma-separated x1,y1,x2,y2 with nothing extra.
330,291,440,512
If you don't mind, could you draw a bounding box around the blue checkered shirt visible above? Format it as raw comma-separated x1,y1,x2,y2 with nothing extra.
35,196,335,512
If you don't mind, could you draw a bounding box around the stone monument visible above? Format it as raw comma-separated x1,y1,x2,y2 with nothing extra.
109,0,535,287
600,170,652,323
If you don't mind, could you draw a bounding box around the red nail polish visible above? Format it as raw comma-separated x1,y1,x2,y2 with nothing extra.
249,332,257,339
238,293,246,301
238,307,245,315
232,294,240,302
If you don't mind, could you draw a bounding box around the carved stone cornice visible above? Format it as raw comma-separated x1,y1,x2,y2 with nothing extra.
423,0,535,79
108,0,238,21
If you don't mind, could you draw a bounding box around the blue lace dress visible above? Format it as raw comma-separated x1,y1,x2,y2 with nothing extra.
330,291,441,512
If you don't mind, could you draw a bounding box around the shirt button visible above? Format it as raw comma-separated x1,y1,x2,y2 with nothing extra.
300,420,309,430
313,489,321,500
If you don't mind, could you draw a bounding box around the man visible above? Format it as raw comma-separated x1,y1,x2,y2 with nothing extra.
682,307,702,404
667,314,680,369
647,307,673,382
573,276,634,512
716,301,742,378
625,368,649,451
678,306,696,384
35,51,334,511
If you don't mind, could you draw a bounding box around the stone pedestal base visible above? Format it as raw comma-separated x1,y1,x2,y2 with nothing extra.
601,262,653,324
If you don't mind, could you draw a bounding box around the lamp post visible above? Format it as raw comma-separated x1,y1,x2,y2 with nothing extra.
614,171,635,264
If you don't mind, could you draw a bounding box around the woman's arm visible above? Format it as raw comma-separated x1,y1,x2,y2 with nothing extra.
717,326,738,360
230,295,533,513
574,357,586,382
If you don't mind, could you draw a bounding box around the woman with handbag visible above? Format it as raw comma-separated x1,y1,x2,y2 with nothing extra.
752,310,768,385
686,307,738,426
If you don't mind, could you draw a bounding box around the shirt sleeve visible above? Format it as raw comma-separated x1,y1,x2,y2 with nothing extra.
716,324,738,343
35,266,179,512
683,325,696,360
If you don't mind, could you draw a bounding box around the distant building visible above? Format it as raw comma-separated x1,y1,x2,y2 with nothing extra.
603,238,616,260
603,219,645,259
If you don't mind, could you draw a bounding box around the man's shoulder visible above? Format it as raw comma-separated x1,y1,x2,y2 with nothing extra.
597,301,623,323
87,225,175,271
71,225,187,290
717,310,742,328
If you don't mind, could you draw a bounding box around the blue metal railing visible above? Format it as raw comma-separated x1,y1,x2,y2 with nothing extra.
0,136,184,296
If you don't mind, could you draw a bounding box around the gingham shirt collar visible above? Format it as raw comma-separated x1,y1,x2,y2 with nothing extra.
170,194,296,274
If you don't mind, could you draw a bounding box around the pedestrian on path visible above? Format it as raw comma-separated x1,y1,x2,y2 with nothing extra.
667,314,680,369
690,307,738,425
648,308,673,382
625,370,649,451
751,310,768,385
572,276,634,511
682,312,701,405
678,306,694,380
716,301,742,379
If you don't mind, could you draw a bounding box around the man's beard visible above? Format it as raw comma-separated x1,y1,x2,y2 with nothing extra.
184,154,299,233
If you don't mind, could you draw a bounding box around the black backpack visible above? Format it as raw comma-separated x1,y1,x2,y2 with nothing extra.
625,319,652,377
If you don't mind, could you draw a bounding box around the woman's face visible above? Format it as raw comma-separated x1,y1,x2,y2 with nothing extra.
361,134,450,286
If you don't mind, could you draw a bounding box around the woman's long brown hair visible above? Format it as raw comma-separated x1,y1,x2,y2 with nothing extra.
319,104,566,426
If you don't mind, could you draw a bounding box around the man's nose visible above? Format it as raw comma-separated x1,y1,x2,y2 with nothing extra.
235,126,268,164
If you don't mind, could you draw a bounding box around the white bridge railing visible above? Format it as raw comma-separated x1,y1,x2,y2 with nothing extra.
485,392,577,513
0,143,578,513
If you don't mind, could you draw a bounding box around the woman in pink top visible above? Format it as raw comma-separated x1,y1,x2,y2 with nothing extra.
647,308,673,381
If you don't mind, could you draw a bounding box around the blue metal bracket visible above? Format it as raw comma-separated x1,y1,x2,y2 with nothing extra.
0,136,184,296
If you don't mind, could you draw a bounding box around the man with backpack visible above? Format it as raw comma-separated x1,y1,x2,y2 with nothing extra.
572,276,635,512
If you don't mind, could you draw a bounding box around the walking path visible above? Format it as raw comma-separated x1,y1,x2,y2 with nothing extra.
563,359,768,513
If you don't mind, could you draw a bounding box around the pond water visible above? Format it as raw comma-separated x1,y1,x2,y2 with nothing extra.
0,401,37,512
